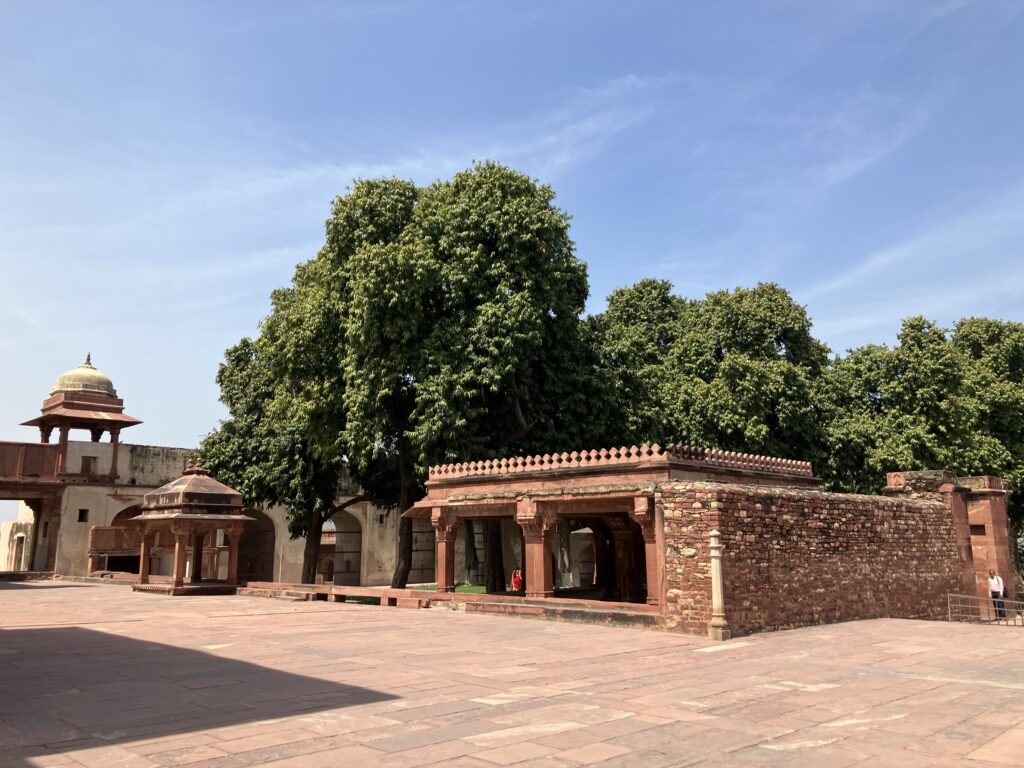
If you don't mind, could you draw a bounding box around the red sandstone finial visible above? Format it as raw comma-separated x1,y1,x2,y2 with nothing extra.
183,455,208,475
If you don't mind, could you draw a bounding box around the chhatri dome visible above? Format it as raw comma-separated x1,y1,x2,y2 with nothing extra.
49,354,118,398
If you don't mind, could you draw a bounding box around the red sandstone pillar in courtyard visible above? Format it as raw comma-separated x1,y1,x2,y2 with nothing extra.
518,499,554,598
172,530,188,588
965,477,1015,600
191,530,204,584
633,497,661,607
138,533,154,584
226,530,242,585
432,508,456,592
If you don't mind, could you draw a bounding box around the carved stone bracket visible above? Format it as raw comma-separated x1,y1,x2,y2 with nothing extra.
515,497,556,541
431,506,457,541
630,496,656,537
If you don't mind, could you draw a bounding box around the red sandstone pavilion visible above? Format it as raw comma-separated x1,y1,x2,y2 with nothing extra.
406,443,1014,639
1,357,1015,640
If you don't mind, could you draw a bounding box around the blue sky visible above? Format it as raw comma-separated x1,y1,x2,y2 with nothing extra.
2,0,1023,463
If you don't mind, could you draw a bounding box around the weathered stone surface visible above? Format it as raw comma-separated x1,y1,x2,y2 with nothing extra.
660,482,964,635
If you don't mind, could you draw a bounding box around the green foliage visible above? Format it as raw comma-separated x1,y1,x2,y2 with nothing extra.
337,162,593,485
206,162,597,586
815,317,1019,520
586,279,688,443
592,280,827,461
203,158,1024,580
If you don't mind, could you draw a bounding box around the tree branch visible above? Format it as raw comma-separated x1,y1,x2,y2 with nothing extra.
324,494,371,522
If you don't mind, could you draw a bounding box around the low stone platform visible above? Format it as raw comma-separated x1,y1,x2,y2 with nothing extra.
133,581,238,597
4,581,1024,767
240,580,660,629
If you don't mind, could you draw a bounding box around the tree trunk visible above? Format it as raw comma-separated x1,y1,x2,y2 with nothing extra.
464,519,480,585
483,519,506,593
300,505,325,584
391,431,415,588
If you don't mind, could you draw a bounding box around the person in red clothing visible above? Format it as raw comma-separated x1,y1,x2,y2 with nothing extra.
509,568,523,592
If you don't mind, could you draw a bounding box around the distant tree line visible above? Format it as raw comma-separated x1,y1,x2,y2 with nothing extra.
201,162,1024,584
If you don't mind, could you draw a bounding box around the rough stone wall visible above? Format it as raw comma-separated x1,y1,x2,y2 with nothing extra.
659,481,964,636
121,444,191,486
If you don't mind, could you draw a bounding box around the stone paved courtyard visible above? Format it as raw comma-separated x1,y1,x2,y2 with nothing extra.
3,583,1024,767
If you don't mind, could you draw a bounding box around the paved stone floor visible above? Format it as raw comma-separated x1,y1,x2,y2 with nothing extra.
2,583,1024,767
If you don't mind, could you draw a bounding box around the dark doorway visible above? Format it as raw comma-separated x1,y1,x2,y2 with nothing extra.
332,511,361,586
554,514,646,603
238,510,276,582
105,555,140,573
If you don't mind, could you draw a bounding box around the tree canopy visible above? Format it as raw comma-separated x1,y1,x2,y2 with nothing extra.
204,162,596,585
203,161,1024,585
591,281,828,462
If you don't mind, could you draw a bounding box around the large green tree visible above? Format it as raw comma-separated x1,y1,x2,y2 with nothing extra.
201,207,375,584
207,162,594,589
592,280,828,461
815,317,1012,506
338,162,592,586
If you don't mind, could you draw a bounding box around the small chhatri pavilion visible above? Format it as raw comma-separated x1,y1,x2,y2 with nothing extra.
21,354,142,479
130,458,251,595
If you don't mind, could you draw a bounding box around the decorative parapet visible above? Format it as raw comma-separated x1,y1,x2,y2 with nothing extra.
428,443,813,481
667,444,813,477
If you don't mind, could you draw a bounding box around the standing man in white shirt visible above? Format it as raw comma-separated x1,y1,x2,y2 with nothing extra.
988,570,1006,620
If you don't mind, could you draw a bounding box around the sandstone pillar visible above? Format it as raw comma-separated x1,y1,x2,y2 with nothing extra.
26,502,41,571
517,498,554,598
191,530,204,584
641,527,660,606
430,507,457,592
226,530,242,585
172,530,188,588
708,529,731,641
110,429,121,482
43,500,61,571
523,530,553,597
56,426,69,475
631,496,661,607
964,478,1015,600
138,533,154,584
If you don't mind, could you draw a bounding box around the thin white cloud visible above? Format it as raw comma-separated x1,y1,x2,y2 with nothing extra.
806,184,1024,299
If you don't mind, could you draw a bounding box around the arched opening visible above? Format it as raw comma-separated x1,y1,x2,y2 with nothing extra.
104,504,143,573
110,505,142,527
238,509,276,583
332,510,362,586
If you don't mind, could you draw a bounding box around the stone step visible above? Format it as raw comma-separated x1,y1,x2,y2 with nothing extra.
463,600,660,628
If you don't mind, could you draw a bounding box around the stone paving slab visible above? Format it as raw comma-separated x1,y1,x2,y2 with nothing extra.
2,582,1024,766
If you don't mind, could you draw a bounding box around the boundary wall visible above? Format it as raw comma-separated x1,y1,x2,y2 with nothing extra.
660,481,971,636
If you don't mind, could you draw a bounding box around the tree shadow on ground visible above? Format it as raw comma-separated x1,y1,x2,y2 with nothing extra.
0,582,91,590
0,626,396,767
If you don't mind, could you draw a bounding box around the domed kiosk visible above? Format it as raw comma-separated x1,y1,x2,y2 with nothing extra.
49,355,119,397
130,457,251,595
21,354,141,478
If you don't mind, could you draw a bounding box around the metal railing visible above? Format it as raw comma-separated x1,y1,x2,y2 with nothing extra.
948,593,1024,626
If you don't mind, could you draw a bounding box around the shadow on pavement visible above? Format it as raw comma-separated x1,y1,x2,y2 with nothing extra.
0,582,91,590
0,626,396,767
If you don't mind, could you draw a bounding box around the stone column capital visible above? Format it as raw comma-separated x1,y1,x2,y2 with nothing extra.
431,506,457,541
516,497,555,540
